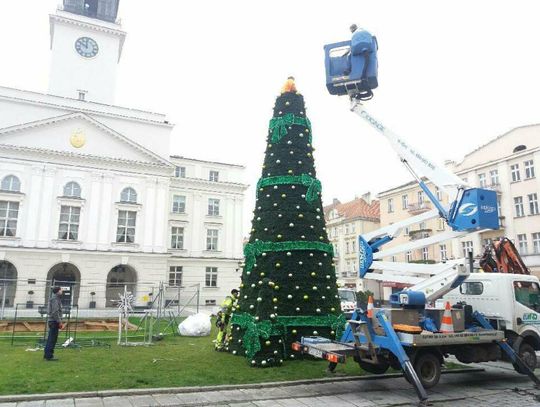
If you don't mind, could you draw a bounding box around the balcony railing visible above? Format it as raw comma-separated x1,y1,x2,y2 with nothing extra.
409,229,432,241
408,201,431,215
482,183,502,193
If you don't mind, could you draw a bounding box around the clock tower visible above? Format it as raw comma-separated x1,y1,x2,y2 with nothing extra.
48,0,126,104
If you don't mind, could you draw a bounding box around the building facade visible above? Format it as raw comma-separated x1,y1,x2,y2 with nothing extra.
0,1,247,311
377,124,540,283
324,194,380,291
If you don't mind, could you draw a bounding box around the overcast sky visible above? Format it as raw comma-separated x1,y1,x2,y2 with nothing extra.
2,1,540,234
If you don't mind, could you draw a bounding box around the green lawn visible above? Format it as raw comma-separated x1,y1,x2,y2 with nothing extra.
0,320,472,396
0,322,370,395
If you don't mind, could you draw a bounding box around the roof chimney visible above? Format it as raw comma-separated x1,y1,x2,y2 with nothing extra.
361,192,371,204
332,198,340,206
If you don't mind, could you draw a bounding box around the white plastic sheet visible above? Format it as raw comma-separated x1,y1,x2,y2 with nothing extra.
178,313,211,336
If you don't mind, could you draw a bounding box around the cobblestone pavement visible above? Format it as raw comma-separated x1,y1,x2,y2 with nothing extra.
1,366,539,407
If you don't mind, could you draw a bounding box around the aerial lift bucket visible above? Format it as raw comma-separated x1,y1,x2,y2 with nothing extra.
324,28,379,99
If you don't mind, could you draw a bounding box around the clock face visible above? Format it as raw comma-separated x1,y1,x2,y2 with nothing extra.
75,37,99,58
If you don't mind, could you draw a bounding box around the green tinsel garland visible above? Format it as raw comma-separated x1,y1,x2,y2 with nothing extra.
269,113,312,144
231,312,347,359
243,240,334,272
256,174,321,204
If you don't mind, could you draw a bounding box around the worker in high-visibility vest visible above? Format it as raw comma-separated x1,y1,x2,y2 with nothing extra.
214,288,239,351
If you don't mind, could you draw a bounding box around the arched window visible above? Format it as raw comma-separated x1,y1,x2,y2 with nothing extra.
120,187,137,203
513,145,527,153
63,181,81,198
1,175,21,192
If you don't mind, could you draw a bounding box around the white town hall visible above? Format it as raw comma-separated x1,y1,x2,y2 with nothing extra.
0,0,247,311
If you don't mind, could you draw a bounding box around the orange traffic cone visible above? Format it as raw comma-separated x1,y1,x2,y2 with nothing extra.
367,296,374,318
439,301,454,333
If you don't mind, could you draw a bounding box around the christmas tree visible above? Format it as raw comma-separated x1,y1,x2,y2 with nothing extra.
229,78,345,367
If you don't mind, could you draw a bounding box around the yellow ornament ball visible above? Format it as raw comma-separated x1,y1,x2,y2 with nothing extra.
303,294,309,300
273,298,278,303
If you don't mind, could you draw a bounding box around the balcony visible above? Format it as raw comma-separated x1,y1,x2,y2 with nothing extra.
408,201,431,215
483,183,502,193
409,229,432,241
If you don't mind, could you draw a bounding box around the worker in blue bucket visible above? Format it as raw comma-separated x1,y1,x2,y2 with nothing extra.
214,288,239,351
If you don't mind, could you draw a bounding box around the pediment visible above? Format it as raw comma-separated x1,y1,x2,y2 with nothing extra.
0,113,170,166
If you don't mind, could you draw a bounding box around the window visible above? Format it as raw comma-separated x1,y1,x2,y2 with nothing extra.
533,233,540,254
206,229,219,251
422,247,429,261
205,267,218,287
417,191,424,204
351,223,356,233
435,187,442,201
402,194,409,209
171,226,184,249
169,266,183,287
511,164,521,182
517,234,528,255
490,169,499,185
208,198,220,216
345,242,350,254
351,240,356,253
63,182,81,198
391,256,397,262
497,196,502,214
58,206,80,240
78,90,87,101
478,173,486,188
524,160,535,179
120,187,137,204
460,282,484,295
1,175,20,192
209,171,219,182
345,224,350,234
462,177,468,184
406,251,412,262
174,166,186,178
462,241,473,257
528,193,539,215
172,195,186,213
439,244,447,261
404,226,410,236
0,201,19,237
116,210,136,243
419,221,426,230
514,196,525,217
514,281,540,311
437,218,445,231
387,198,394,213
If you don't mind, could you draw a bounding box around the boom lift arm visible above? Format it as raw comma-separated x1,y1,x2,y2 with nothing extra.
324,27,499,305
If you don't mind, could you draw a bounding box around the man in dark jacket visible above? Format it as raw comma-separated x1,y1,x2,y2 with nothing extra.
44,287,63,361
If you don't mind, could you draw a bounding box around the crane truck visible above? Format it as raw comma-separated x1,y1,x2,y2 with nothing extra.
292,26,540,405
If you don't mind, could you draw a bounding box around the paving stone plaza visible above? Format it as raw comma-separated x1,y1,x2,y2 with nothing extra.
1,363,539,407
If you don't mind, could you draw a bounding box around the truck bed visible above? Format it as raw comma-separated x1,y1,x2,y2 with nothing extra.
396,329,504,346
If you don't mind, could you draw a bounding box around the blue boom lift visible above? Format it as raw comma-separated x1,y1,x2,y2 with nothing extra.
292,27,540,406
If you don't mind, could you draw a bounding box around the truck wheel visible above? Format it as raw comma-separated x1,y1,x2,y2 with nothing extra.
414,353,441,389
514,343,537,374
358,359,389,374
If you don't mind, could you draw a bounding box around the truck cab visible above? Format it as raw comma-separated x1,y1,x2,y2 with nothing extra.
338,288,357,319
445,273,540,370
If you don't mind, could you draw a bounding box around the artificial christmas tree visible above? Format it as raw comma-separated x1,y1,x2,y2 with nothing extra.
229,78,345,367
